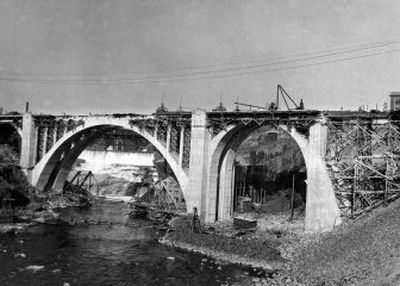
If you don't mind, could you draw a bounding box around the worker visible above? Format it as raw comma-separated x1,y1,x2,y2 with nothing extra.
192,207,201,233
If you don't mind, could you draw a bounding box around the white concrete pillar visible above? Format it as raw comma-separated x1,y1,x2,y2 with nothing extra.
218,149,236,220
179,127,185,167
304,122,341,232
61,125,66,138
42,126,48,154
187,110,211,221
154,124,158,140
166,125,171,152
52,126,57,148
20,113,37,182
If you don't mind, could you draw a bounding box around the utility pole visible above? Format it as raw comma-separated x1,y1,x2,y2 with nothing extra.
276,85,280,110
290,173,295,220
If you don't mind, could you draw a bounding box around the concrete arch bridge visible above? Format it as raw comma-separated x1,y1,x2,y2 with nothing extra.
1,109,400,232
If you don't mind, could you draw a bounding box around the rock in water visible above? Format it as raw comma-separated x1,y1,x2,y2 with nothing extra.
33,217,46,223
25,265,45,273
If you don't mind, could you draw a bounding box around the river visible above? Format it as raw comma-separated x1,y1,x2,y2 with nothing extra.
0,200,260,286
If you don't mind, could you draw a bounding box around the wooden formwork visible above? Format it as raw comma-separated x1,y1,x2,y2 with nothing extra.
326,118,400,216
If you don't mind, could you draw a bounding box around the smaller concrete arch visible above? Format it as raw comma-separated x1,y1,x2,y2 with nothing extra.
208,121,341,232
32,119,188,199
208,124,297,221
206,124,261,221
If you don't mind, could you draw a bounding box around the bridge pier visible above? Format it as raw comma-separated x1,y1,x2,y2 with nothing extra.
187,110,214,222
20,113,37,182
291,121,342,232
179,127,185,167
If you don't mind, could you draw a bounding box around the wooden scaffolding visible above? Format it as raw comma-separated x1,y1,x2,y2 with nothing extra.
326,118,400,216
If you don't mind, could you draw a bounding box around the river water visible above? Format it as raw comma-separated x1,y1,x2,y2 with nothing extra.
0,200,259,286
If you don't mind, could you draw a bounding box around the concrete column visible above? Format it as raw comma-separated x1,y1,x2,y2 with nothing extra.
154,124,158,140
52,126,57,147
179,127,185,167
315,117,328,157
187,110,211,221
42,126,48,154
166,125,171,152
304,122,341,232
20,113,37,182
62,125,66,138
218,149,235,220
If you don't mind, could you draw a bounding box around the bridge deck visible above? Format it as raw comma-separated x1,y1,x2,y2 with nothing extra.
0,110,396,121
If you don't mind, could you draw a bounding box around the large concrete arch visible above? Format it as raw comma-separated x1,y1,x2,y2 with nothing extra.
208,122,341,232
32,118,188,198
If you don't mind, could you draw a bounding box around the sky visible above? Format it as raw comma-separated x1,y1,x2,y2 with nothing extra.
1,0,400,114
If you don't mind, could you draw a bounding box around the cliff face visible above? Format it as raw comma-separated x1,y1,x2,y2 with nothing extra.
0,144,19,165
0,145,31,207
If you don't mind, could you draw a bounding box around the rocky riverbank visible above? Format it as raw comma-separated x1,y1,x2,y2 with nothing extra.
159,214,312,285
0,144,93,235
0,196,92,236
160,202,400,286
159,238,300,286
159,236,280,272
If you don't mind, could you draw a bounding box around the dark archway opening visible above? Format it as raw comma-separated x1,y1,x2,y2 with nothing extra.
0,123,21,156
232,127,307,217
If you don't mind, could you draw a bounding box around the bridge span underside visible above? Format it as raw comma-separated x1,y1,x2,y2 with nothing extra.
18,115,190,204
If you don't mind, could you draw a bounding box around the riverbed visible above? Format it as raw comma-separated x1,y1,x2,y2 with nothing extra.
0,199,263,286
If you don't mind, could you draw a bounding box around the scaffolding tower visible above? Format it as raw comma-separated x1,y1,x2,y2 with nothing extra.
326,118,400,216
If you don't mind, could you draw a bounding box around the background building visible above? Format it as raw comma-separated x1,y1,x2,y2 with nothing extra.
390,92,400,111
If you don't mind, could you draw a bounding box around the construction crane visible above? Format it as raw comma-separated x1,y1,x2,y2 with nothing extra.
233,101,267,111
276,84,304,111
233,84,305,112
